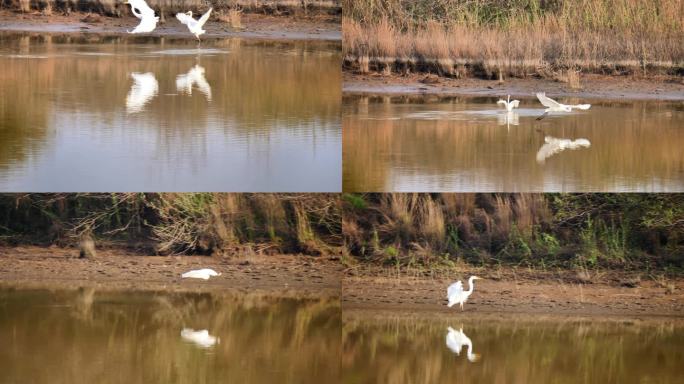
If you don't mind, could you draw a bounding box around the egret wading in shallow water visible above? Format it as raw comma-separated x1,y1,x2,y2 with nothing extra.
446,327,480,362
125,0,159,34
536,92,591,120
176,8,213,45
181,268,221,280
447,276,481,310
497,95,520,112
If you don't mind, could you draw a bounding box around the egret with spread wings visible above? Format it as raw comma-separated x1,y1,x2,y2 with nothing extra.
536,92,591,120
176,8,213,42
497,95,520,112
447,276,481,310
125,0,159,34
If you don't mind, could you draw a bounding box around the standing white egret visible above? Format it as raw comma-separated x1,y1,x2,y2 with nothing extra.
536,92,591,120
447,276,481,310
180,328,219,348
176,8,213,42
536,136,591,164
126,72,158,114
125,0,159,34
446,327,480,362
497,95,520,112
181,268,221,280
176,64,212,101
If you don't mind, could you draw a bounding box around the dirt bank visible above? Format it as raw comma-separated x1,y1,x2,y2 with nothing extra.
343,266,684,317
0,10,340,41
0,246,341,297
344,72,684,101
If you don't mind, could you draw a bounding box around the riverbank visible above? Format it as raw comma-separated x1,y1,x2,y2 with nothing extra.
344,72,684,101
0,246,341,297
0,9,340,41
343,266,684,317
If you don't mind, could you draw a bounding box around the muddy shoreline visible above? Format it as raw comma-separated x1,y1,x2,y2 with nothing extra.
343,266,684,317
0,246,341,298
0,10,341,41
344,72,684,101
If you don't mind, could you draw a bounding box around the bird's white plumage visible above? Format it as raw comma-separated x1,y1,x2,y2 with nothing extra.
181,268,221,280
536,136,591,163
176,65,212,101
496,95,520,112
446,327,480,362
447,276,480,309
176,8,213,40
536,92,591,112
126,0,159,33
126,72,158,113
180,328,219,348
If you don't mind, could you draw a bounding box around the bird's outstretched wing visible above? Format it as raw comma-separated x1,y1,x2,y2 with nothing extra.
197,8,213,28
447,281,463,297
175,12,194,26
510,100,520,108
128,0,156,18
496,99,506,107
536,92,562,108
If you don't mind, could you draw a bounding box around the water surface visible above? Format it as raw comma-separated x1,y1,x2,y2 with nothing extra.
343,311,684,384
0,33,341,191
0,288,340,383
343,95,684,192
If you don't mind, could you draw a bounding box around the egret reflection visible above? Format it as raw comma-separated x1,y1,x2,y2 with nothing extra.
497,111,519,129
445,327,480,362
125,72,159,113
180,328,219,348
536,136,591,164
176,64,212,101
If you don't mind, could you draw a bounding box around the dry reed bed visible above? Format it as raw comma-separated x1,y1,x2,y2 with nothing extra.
343,0,683,77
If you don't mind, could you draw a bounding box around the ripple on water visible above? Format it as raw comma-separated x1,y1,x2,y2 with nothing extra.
149,48,229,56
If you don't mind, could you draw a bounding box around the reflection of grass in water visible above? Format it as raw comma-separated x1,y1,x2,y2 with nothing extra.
343,313,684,384
0,289,340,383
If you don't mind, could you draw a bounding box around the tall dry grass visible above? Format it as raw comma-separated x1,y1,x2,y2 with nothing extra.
343,0,684,77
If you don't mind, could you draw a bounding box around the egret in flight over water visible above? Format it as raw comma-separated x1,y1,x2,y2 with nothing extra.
497,95,520,112
446,327,481,362
176,8,213,43
181,268,221,280
181,328,219,348
536,92,591,120
125,0,159,34
447,276,481,310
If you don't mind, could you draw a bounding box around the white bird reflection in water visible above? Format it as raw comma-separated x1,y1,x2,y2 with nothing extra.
176,64,212,101
180,328,220,348
125,72,159,113
497,111,519,130
446,327,480,362
536,136,591,164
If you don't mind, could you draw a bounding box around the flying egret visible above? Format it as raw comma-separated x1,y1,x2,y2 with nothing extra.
536,136,591,164
497,95,520,112
180,328,219,348
181,268,221,280
125,0,159,34
176,64,212,101
446,327,480,362
176,8,213,42
447,276,481,310
126,72,159,114
536,92,591,120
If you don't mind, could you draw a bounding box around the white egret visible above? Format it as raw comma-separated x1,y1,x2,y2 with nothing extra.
125,72,158,114
176,8,213,42
180,328,219,348
446,327,480,362
536,136,591,164
536,92,591,120
497,95,520,112
181,268,221,280
176,64,212,101
447,276,481,310
125,0,159,34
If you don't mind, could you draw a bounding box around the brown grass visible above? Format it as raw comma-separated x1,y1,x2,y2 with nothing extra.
343,0,684,78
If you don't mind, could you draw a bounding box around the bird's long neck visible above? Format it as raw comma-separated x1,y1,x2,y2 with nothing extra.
467,277,475,294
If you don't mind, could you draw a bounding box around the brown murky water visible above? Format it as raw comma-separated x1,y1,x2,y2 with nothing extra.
343,95,684,192
0,288,341,383
343,312,684,384
0,33,341,191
